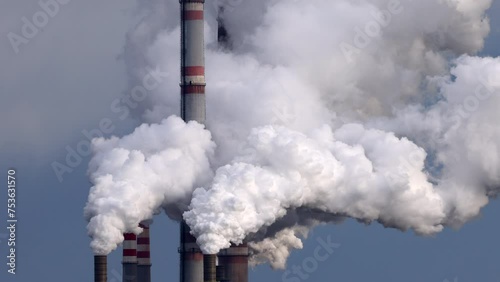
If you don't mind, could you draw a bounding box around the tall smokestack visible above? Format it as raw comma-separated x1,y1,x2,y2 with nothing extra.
179,221,204,282
214,9,246,281
180,0,206,123
137,223,151,282
217,243,249,282
122,233,138,282
179,0,206,282
203,254,216,282
94,255,107,282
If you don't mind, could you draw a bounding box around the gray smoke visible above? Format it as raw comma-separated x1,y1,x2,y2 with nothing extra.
85,0,499,269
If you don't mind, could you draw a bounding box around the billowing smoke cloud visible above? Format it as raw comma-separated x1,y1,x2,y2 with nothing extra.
184,123,447,255
85,0,499,268
84,117,214,255
249,225,310,269
248,208,345,269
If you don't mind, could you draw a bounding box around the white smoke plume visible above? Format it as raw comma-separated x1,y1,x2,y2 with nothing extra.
85,0,500,268
85,117,214,255
249,225,310,270
184,123,447,254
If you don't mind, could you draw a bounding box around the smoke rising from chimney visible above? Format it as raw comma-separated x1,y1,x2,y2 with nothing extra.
85,0,499,269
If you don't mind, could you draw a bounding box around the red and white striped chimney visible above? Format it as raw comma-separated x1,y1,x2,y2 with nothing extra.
180,0,206,124
137,223,151,282
179,1,206,281
179,221,204,282
123,233,138,282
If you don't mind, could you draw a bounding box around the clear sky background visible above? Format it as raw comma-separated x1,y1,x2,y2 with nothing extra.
0,1,499,282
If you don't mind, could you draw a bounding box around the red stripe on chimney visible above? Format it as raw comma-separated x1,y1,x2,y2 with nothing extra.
184,10,203,21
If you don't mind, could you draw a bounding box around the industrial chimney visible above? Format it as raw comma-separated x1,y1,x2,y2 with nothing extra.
123,233,138,282
217,243,249,282
137,223,151,282
215,6,248,282
179,0,206,281
94,255,107,282
180,0,206,123
203,254,217,282
179,221,204,282
216,265,229,282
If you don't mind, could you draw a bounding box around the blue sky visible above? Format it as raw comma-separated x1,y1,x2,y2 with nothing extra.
0,1,499,282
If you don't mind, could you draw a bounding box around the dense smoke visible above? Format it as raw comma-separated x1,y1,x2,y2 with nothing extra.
84,117,214,255
85,0,499,268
